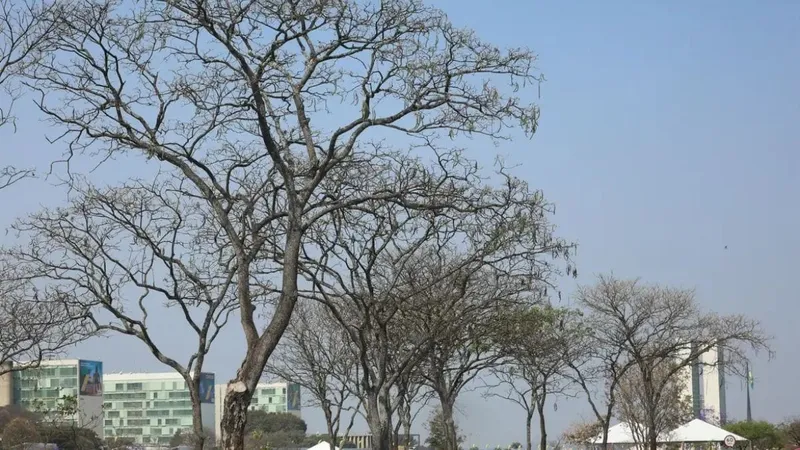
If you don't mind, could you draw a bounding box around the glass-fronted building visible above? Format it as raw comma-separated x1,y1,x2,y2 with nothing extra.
0,359,105,438
213,381,301,440
103,372,215,446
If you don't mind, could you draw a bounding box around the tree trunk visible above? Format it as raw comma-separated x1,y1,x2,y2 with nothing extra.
526,410,534,450
220,381,251,450
438,394,458,450
187,376,206,450
537,401,547,450
365,393,393,450
220,231,303,449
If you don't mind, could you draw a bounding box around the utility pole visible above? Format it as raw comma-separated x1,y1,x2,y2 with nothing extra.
745,361,753,422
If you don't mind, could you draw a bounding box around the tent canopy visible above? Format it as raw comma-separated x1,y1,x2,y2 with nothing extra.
667,419,748,443
308,442,342,450
590,419,747,444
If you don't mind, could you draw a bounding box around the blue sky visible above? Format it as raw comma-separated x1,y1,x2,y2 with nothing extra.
1,0,798,446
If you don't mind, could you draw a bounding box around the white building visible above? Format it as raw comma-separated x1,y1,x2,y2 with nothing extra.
103,371,216,446
214,381,301,440
0,359,105,439
677,344,727,425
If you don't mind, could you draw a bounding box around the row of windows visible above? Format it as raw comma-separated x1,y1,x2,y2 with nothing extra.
252,395,285,405
107,381,188,392
105,418,185,427
106,426,188,438
104,399,193,411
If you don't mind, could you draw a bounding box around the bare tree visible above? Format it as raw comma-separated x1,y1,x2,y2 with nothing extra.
265,302,361,450
393,369,431,449
615,360,693,445
26,0,544,447
488,306,581,450
298,171,571,450
577,275,771,450
414,258,548,450
8,178,238,449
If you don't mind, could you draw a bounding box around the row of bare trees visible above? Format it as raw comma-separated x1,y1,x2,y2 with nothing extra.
0,1,769,450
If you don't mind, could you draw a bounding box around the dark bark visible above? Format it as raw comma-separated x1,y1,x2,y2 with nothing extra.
439,396,458,450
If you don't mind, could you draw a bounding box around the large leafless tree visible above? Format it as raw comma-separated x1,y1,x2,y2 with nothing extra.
23,0,545,447
297,172,571,450
8,178,238,449
576,275,770,450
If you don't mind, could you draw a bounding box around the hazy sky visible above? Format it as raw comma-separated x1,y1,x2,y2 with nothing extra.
1,0,799,447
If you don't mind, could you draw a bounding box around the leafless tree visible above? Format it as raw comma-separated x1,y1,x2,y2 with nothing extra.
413,257,549,450
576,275,771,450
298,170,571,450
487,306,581,450
265,302,361,450
25,0,545,447
7,178,238,449
562,419,604,445
615,360,693,445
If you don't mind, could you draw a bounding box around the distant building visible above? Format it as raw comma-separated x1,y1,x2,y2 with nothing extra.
344,433,420,450
677,344,727,425
213,381,301,440
0,359,105,438
103,371,216,446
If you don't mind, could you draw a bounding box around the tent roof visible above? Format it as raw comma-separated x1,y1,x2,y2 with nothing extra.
308,442,342,450
590,422,638,444
666,419,748,443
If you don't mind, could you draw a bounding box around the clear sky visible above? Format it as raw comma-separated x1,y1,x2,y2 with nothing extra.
1,0,799,447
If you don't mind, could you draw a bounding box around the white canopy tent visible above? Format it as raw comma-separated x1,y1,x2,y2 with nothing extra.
587,419,748,450
308,441,342,450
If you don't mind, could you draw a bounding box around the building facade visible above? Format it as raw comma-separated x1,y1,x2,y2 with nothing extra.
678,344,727,425
0,359,105,438
103,372,216,446
213,381,301,440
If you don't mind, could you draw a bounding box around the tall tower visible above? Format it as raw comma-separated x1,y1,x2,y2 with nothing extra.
678,344,727,425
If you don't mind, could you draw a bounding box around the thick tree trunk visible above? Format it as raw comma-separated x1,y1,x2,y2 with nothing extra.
220,382,252,450
438,393,458,450
365,393,393,450
220,231,302,449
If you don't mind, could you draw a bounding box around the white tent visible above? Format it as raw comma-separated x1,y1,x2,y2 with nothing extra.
308,441,342,450
590,422,637,444
667,419,747,443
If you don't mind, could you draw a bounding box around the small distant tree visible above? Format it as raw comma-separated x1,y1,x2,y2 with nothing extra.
724,421,785,450
245,411,307,435
782,418,800,448
2,416,41,448
563,420,604,444
426,409,463,450
0,404,39,433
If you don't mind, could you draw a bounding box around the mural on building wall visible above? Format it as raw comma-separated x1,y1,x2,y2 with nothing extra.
79,360,103,396
287,383,301,410
200,373,215,403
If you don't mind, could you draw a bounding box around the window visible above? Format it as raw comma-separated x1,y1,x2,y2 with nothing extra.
152,428,162,435
165,419,180,425
115,383,124,391
105,420,113,426
173,409,193,417
146,410,171,417
168,391,190,399
104,402,113,409
127,410,143,417
107,411,121,418
121,401,143,408
268,397,272,404
262,388,275,395
127,419,150,426
152,392,158,399
126,383,143,391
